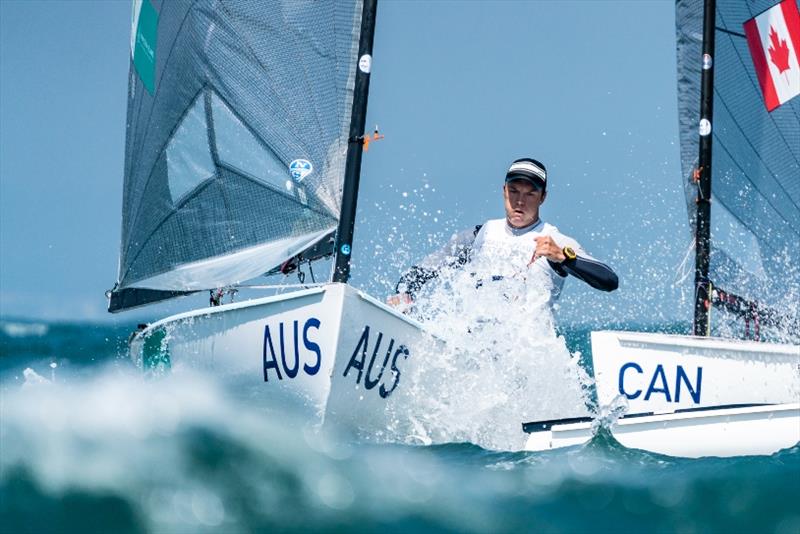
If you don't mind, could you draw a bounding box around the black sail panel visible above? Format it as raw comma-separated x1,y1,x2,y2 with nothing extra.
676,0,800,334
111,0,363,311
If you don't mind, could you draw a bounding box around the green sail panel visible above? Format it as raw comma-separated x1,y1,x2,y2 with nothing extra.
112,0,362,309
131,0,158,94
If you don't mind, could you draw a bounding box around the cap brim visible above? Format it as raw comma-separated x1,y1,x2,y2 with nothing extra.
505,174,545,189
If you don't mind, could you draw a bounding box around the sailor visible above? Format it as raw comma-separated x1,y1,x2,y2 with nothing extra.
388,157,618,309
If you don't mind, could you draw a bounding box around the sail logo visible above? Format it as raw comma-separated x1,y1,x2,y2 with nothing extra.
343,325,410,399
618,362,702,404
263,318,322,382
131,0,158,94
289,159,313,181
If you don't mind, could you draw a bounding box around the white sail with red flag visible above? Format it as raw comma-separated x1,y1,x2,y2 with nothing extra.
743,0,800,112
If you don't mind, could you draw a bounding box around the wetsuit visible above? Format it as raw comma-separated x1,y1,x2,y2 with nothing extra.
395,218,618,301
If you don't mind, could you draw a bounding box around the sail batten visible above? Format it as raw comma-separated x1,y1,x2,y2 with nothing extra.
111,0,364,311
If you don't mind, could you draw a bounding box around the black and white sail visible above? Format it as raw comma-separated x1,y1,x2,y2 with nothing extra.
110,0,365,312
676,0,800,334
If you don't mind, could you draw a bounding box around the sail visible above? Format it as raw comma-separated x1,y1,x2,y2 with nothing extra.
110,0,363,311
676,0,800,328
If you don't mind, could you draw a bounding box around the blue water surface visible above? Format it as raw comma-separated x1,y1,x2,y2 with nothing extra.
1,318,798,534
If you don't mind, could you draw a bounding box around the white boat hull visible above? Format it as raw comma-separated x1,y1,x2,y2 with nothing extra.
135,306,800,456
524,403,800,457
524,331,800,457
131,283,441,438
590,330,800,413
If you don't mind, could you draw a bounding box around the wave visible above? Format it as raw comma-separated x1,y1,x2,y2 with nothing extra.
1,320,49,338
2,363,799,533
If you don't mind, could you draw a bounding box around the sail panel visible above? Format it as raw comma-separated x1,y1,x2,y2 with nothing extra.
128,227,336,291
114,0,362,302
676,0,800,308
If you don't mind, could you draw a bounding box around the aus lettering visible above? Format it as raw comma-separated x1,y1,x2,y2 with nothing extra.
263,318,322,381
343,325,410,398
618,362,702,404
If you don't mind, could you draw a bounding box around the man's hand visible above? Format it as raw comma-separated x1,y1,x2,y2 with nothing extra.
529,235,566,266
386,292,414,313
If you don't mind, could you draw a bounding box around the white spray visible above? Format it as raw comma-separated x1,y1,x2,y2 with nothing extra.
386,256,592,451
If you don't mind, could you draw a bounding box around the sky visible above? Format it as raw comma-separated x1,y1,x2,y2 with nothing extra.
0,0,691,325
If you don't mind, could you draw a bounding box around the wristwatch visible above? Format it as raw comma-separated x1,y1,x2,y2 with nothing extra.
562,246,577,261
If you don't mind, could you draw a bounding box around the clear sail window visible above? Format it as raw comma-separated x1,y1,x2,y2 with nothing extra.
210,92,295,195
166,93,216,203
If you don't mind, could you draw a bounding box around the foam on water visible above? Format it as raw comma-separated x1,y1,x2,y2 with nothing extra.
1,320,49,338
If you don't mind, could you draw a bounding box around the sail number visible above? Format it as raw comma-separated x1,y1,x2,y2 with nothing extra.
343,325,410,399
618,362,703,404
263,318,322,381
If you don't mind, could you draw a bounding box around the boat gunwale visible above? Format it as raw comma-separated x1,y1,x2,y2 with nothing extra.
523,402,800,433
592,330,800,354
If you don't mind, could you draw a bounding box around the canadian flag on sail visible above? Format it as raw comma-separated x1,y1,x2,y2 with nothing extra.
743,0,800,112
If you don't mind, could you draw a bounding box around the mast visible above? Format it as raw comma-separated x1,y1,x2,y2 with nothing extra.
693,0,715,336
333,0,378,283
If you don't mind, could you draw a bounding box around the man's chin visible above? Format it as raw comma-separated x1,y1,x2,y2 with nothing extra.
508,216,531,228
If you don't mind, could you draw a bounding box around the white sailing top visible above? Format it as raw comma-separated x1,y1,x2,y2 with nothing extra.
470,218,588,305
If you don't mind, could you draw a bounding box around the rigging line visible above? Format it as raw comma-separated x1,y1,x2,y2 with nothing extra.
308,260,316,283
717,7,800,168
235,283,327,290
713,135,800,243
714,88,800,216
715,26,745,39
673,237,696,287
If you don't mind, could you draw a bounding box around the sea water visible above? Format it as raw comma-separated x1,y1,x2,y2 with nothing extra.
2,317,799,533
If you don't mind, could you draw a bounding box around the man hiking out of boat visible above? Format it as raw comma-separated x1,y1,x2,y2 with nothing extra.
387,157,618,310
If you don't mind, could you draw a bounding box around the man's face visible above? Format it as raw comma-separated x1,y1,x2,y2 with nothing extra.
503,179,546,228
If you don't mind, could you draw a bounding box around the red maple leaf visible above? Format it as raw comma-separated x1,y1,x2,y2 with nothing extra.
768,26,792,74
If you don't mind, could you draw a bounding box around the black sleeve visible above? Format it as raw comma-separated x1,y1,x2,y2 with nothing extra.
548,256,619,292
395,225,482,298
395,265,439,298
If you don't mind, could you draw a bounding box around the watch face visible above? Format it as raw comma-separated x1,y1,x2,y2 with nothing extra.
563,247,577,260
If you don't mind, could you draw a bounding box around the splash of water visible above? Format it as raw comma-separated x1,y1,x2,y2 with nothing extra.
386,259,592,451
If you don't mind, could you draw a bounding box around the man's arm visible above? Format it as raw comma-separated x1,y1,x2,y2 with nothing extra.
395,265,439,298
532,235,618,292
548,256,618,292
392,225,482,300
